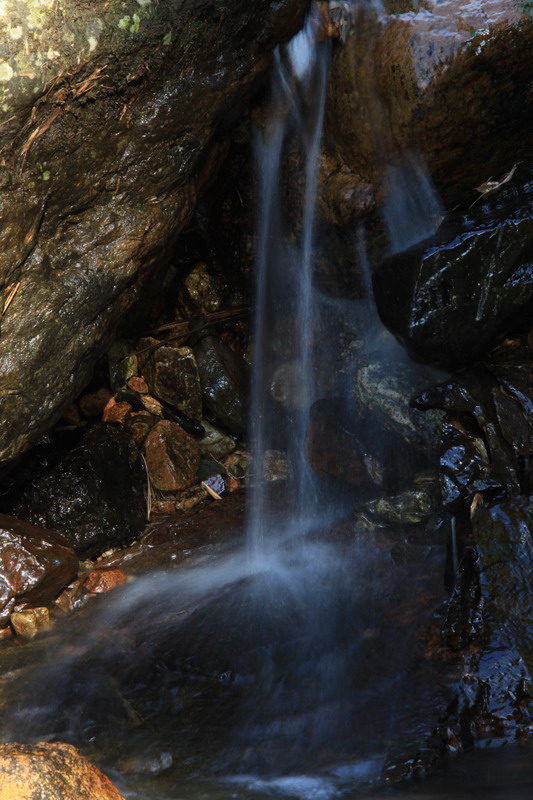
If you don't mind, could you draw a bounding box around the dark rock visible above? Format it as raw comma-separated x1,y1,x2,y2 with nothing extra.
352,353,443,449
305,398,368,486
139,340,203,422
413,347,533,508
79,388,114,419
0,514,78,625
472,497,533,672
0,0,308,470
198,420,236,459
0,742,125,800
10,424,147,558
193,335,247,434
143,419,201,492
355,486,437,528
373,171,533,367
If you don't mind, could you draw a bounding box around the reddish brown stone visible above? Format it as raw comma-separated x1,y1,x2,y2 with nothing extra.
144,420,201,492
102,399,132,425
0,741,125,800
127,376,149,394
85,568,128,594
0,515,78,625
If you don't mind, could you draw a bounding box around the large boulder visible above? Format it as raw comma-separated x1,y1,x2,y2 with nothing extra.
0,742,125,800
321,1,533,221
373,170,533,367
0,0,307,469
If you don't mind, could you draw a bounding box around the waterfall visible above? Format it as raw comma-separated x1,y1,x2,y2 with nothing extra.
247,5,331,559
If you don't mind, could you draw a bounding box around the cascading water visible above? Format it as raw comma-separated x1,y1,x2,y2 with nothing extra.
247,5,331,558
0,4,461,799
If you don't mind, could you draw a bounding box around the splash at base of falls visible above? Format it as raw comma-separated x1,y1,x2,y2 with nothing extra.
0,515,448,799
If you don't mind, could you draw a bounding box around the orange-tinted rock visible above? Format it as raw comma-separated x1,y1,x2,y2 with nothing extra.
102,398,132,425
79,388,114,418
0,741,125,800
144,420,201,492
0,515,78,625
85,568,128,594
127,376,149,394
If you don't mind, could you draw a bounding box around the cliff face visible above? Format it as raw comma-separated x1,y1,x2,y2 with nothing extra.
0,0,308,468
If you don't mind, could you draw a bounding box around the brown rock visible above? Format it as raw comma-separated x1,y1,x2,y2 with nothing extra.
10,607,51,638
79,388,114,418
0,741,125,800
85,568,128,594
127,376,149,394
140,394,164,417
102,398,132,425
140,340,203,422
144,420,201,492
0,515,78,625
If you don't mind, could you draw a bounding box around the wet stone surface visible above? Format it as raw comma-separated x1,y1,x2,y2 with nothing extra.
8,424,147,559
373,167,533,368
0,514,78,626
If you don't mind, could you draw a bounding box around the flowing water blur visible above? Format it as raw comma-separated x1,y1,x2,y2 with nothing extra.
0,3,523,799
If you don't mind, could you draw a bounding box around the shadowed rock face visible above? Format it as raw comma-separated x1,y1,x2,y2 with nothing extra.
321,0,533,220
0,0,308,469
373,168,533,368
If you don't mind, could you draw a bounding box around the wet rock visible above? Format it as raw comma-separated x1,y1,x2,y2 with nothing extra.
0,0,308,470
472,497,533,671
305,398,368,486
0,515,78,625
355,486,437,528
126,412,156,447
0,742,125,800
85,568,128,595
10,607,51,638
323,1,532,220
102,399,133,426
144,420,201,492
352,353,443,449
413,346,533,507
193,335,247,434
179,262,226,316
127,376,149,394
11,424,147,558
199,420,236,459
373,172,533,367
139,340,203,422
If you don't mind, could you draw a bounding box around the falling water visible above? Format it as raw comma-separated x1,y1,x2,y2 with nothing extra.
247,5,331,559
0,4,456,799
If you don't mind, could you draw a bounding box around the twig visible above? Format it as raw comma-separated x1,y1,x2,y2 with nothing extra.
2,281,22,315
